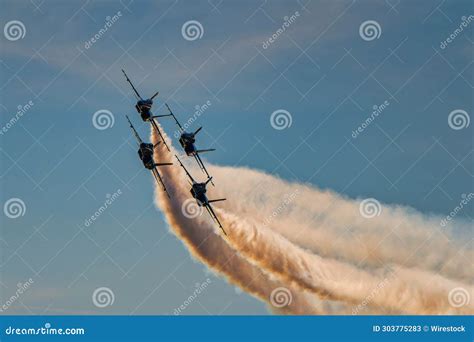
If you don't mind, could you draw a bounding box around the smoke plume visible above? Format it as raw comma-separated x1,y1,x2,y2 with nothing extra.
150,126,473,315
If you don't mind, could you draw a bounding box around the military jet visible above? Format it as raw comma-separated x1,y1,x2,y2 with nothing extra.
166,103,215,184
122,69,172,151
175,155,226,235
126,115,173,198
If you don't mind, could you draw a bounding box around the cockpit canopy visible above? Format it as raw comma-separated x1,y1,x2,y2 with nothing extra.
139,142,154,153
193,183,206,193
137,99,153,107
180,132,196,144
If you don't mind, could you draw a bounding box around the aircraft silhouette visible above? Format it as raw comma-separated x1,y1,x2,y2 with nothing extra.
122,69,172,151
175,155,226,235
126,115,172,198
166,103,215,185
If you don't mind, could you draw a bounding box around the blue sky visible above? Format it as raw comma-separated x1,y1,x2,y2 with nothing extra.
0,0,472,314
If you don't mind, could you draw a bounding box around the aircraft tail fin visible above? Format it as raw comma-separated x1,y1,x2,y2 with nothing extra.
196,149,215,153
150,91,159,100
208,198,226,203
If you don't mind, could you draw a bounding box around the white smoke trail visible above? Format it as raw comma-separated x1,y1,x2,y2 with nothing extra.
218,209,473,314
206,165,473,283
150,129,327,314
149,125,472,314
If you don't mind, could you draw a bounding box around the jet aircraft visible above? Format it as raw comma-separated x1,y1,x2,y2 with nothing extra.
126,115,173,198
166,103,215,184
122,69,172,151
175,155,226,234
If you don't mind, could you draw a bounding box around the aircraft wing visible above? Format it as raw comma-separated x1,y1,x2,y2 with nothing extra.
150,119,171,152
165,103,184,131
122,69,142,100
194,153,205,171
194,153,214,186
205,204,227,235
152,168,170,199
175,155,196,184
126,115,143,145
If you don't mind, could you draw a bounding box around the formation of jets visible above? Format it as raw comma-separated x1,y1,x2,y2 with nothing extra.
122,70,227,235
